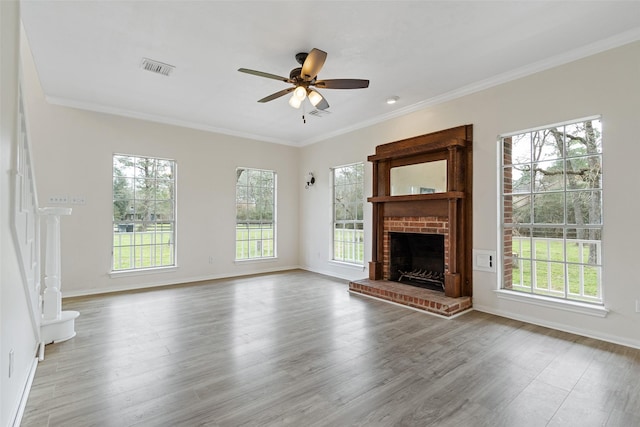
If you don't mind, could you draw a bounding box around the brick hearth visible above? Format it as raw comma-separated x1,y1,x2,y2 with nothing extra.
349,279,472,317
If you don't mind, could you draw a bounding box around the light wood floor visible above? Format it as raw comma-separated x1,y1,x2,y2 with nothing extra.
22,270,640,426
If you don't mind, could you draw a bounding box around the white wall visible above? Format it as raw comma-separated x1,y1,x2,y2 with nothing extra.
1,2,40,426
299,41,640,349
298,132,374,281
21,40,300,297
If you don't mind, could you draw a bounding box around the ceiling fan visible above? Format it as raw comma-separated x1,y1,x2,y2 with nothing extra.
238,48,369,111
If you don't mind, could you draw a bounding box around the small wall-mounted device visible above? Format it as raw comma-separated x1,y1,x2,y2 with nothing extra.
473,249,497,273
305,172,315,189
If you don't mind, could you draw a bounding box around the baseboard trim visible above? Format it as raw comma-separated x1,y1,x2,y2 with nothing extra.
63,265,302,298
11,354,38,427
473,303,640,350
300,264,367,282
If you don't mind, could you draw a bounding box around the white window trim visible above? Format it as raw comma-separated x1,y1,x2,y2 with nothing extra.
498,116,604,307
331,162,365,265
329,259,366,271
109,266,179,278
235,167,277,261
234,256,278,264
111,154,177,272
500,115,601,138
494,289,609,318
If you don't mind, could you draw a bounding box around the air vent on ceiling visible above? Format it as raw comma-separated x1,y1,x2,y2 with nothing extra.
140,58,175,76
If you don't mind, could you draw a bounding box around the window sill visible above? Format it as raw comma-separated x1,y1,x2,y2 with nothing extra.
494,289,608,318
329,260,366,271
109,266,178,278
234,257,278,264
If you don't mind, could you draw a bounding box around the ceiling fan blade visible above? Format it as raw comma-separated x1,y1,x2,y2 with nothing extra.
238,68,292,83
301,48,327,80
314,79,370,89
257,87,294,103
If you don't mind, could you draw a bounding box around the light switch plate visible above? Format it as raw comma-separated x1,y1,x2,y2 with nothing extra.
473,249,497,273
48,195,68,204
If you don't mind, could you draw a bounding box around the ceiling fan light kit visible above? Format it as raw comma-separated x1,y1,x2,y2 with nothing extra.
307,90,323,107
293,86,307,101
288,95,302,109
238,48,369,119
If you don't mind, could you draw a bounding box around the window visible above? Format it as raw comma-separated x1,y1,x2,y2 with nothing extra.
236,168,276,260
112,154,176,271
501,117,602,303
333,163,365,264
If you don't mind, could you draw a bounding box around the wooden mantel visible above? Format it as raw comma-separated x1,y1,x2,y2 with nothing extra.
367,125,473,298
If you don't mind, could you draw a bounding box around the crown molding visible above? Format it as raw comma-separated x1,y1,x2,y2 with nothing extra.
46,28,640,148
44,95,299,146
300,28,640,146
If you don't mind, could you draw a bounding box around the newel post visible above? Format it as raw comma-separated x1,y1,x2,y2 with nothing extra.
39,207,79,345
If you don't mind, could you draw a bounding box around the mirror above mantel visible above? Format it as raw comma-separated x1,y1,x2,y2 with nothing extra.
390,160,447,196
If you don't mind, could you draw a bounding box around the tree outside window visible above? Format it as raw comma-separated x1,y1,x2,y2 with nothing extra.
333,163,365,264
236,168,276,260
112,154,175,271
501,118,602,303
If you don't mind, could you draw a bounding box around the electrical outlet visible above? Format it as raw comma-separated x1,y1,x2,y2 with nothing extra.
208,256,213,264
636,299,640,313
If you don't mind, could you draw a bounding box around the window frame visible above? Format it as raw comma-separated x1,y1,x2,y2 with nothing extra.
332,162,365,265
499,116,604,306
235,167,277,261
112,153,177,273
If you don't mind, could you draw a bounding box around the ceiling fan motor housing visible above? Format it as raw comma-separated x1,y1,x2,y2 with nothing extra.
295,52,308,65
289,67,303,80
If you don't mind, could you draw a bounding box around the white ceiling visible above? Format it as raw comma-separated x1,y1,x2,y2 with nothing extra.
20,1,640,146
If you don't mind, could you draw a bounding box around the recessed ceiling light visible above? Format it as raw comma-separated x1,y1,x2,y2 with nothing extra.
386,96,399,105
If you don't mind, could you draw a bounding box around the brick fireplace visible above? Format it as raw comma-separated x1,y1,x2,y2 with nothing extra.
349,125,473,317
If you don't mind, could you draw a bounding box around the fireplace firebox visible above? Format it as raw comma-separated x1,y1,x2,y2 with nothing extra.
389,232,445,291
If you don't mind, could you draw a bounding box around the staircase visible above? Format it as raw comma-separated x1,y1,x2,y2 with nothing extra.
13,89,78,358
